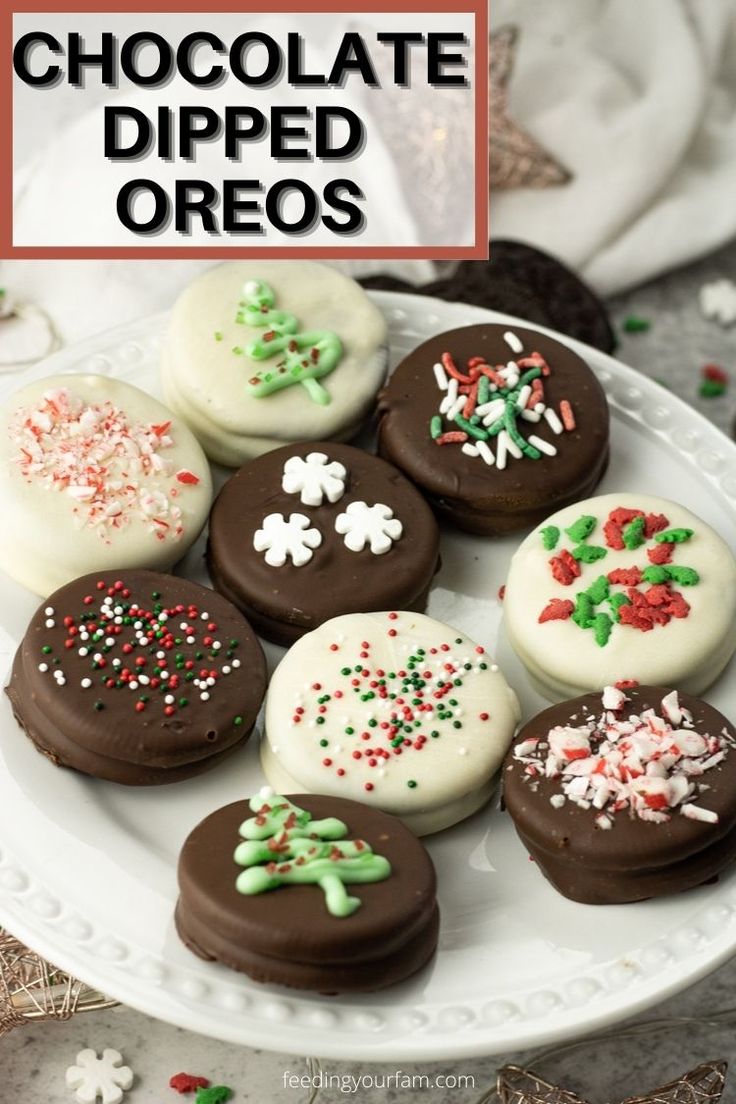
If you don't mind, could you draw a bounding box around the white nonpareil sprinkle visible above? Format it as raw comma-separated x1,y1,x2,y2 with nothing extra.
446,395,466,422
528,435,557,457
433,361,448,390
476,439,495,466
543,407,564,435
496,431,509,471
44,606,54,616
81,678,92,688
503,330,524,354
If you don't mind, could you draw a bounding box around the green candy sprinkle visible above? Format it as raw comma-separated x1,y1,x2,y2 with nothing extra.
42,645,52,654
593,611,613,647
700,379,726,398
572,544,608,564
642,565,669,584
608,592,631,621
667,565,700,586
407,780,418,789
214,331,223,341
572,593,595,629
541,525,560,551
319,738,328,747
565,515,597,543
622,515,646,549
454,414,488,440
585,575,610,604
623,315,650,333
654,528,694,544
234,716,243,726
430,415,442,439
93,700,104,711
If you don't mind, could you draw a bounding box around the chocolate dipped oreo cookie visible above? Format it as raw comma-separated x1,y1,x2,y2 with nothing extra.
162,262,388,467
503,685,736,904
0,374,212,597
206,442,440,645
504,493,736,701
261,611,520,835
6,570,267,784
176,791,439,992
377,323,609,535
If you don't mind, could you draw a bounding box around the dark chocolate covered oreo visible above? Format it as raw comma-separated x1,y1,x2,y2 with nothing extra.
5,569,266,784
206,441,440,645
503,685,736,904
377,322,609,535
175,792,439,992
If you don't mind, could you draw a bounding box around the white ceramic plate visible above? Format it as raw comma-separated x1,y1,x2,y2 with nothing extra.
1,292,735,1061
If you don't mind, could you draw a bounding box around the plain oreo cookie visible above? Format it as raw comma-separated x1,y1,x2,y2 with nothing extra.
360,240,615,353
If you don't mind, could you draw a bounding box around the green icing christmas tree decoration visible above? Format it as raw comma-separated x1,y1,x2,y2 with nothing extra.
234,793,391,917
237,280,342,405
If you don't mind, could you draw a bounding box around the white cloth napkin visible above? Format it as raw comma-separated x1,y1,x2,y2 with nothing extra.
491,0,736,294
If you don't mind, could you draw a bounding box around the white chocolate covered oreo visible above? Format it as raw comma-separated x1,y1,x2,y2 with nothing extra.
504,492,736,700
162,262,388,466
261,611,520,835
0,374,212,596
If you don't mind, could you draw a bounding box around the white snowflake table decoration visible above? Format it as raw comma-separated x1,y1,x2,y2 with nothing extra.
253,512,322,567
65,1048,133,1104
335,501,403,554
281,452,347,506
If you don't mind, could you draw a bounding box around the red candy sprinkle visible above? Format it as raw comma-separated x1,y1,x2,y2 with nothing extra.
169,1073,210,1094
607,566,642,586
176,470,200,485
549,548,582,586
647,542,674,565
538,598,575,624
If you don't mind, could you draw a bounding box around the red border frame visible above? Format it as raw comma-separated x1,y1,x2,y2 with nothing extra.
2,0,488,258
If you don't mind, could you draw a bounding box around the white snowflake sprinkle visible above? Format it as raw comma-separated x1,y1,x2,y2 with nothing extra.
281,452,347,506
334,501,403,555
699,278,736,326
65,1048,133,1104
254,513,322,567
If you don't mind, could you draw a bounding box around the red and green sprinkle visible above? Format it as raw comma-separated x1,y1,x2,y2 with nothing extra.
37,579,242,719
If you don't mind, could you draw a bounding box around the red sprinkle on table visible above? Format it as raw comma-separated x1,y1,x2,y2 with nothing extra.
169,1073,210,1094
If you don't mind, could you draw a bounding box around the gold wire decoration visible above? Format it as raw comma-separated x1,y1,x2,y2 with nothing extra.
0,927,117,1039
490,26,571,190
495,1062,727,1104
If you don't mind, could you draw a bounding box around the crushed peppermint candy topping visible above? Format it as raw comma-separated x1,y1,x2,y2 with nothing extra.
513,687,735,826
9,387,200,542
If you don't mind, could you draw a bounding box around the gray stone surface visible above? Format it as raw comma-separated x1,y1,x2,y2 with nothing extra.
2,244,736,1099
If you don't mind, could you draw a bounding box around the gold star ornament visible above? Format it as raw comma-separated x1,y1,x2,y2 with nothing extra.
490,26,571,190
496,1062,727,1104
